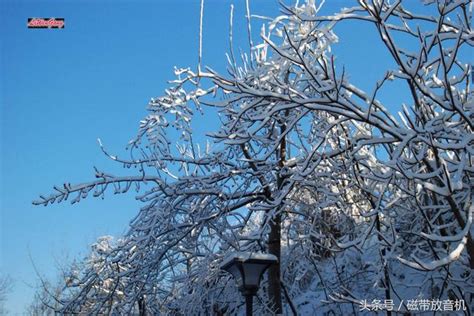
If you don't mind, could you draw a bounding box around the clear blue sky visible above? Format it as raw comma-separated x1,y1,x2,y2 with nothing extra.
0,0,416,313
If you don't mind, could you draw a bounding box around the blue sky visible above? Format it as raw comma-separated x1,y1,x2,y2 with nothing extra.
0,0,428,313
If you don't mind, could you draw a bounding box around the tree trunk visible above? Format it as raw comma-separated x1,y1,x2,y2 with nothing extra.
375,214,392,316
138,296,146,316
267,115,287,314
268,213,282,314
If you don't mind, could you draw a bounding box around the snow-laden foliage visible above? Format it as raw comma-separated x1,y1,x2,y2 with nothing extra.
34,0,473,314
0,276,12,315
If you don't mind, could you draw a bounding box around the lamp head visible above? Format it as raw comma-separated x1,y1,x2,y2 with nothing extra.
221,252,278,296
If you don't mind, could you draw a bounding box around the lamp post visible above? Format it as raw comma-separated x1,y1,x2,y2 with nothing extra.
220,252,278,316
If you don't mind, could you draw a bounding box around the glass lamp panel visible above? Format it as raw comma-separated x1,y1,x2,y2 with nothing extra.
227,263,244,288
242,263,268,288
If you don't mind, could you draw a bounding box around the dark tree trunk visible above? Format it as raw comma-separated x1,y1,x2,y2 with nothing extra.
138,296,146,316
267,116,287,314
268,213,282,314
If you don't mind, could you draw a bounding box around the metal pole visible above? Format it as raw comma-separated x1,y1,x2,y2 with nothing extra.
245,294,253,316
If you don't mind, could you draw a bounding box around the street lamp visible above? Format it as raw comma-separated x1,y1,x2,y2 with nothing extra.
220,252,278,316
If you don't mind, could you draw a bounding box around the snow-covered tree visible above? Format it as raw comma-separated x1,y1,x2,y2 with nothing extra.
0,275,12,315
27,279,61,316
28,236,149,315
35,0,473,314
